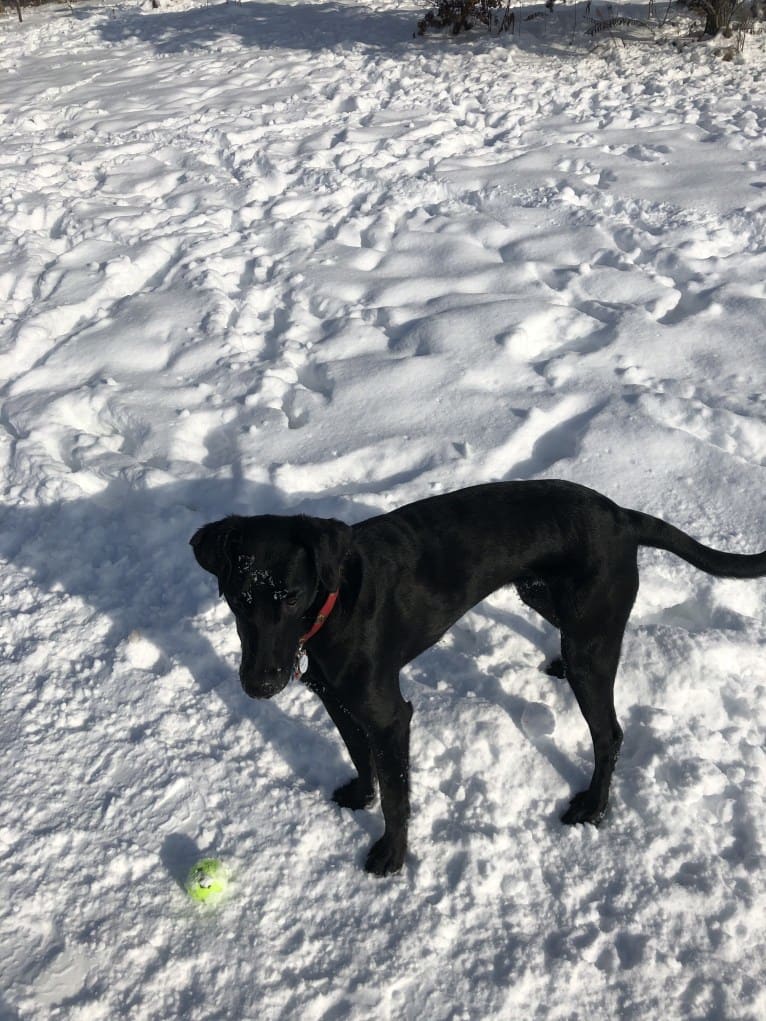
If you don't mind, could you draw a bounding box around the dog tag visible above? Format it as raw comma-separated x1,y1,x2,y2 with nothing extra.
293,648,309,679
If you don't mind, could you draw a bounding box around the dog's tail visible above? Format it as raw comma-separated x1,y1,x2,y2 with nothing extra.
630,510,766,579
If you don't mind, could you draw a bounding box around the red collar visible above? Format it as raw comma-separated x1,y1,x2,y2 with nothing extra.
299,590,339,645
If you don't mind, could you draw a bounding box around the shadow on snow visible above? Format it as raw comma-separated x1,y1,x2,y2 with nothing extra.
99,0,420,55
0,472,581,804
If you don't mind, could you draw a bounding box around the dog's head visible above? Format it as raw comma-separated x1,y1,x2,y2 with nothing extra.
190,514,351,699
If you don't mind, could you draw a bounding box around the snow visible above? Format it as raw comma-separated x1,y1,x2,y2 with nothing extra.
1,0,765,1017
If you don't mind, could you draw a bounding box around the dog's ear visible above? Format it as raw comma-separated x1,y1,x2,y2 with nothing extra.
190,520,238,596
294,516,352,592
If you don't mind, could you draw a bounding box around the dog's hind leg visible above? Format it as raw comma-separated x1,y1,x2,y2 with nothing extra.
559,631,624,825
553,564,638,825
516,576,565,677
307,674,376,810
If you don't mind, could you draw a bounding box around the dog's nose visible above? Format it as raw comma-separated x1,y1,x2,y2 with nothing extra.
239,667,288,700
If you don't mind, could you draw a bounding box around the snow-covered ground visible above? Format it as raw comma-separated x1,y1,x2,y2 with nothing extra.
2,0,766,1017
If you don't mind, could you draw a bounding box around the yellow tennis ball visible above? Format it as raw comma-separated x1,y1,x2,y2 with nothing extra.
185,858,229,903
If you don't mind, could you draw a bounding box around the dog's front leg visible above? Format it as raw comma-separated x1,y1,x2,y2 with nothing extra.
362,693,413,877
308,674,377,810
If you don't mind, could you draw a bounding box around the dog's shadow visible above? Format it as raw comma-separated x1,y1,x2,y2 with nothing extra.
0,477,377,787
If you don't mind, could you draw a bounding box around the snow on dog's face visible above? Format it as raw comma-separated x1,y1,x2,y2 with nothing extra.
191,514,350,698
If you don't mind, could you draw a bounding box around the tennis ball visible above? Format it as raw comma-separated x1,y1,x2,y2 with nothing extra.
185,858,229,904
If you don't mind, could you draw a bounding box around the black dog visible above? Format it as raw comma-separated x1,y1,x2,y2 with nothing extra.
191,480,766,875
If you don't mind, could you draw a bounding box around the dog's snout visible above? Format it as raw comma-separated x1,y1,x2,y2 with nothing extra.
239,665,289,700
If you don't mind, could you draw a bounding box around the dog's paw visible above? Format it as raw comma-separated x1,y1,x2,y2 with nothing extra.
364,835,405,876
544,656,566,678
561,790,606,826
332,777,375,811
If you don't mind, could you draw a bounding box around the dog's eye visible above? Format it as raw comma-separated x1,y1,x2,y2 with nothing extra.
284,593,299,608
